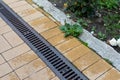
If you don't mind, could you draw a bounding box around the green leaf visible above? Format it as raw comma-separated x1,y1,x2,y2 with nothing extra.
81,7,87,13
65,32,70,37
59,23,83,38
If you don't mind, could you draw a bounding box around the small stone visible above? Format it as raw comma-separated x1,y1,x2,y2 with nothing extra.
91,31,94,34
109,38,117,46
93,33,97,37
118,21,120,24
53,4,56,6
66,14,70,18
117,38,120,47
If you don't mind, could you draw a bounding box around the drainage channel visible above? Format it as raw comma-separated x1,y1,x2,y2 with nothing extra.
0,1,88,80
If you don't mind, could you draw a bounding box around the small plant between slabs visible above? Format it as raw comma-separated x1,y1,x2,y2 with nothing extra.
103,58,113,66
78,39,88,47
60,23,83,38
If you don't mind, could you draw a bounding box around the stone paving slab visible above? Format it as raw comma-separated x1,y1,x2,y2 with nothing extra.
0,55,5,65
0,35,12,53
8,50,38,69
1,0,120,80
3,31,24,47
24,67,55,80
2,43,30,61
0,72,19,80
0,63,12,77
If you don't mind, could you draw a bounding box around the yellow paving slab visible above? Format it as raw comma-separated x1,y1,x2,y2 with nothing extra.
96,68,120,80
31,21,57,33
8,0,28,8
22,11,44,22
41,27,62,39
12,3,34,13
83,59,112,80
3,0,19,4
64,44,91,62
29,16,51,27
56,38,81,53
48,33,72,46
17,8,37,17
73,51,101,71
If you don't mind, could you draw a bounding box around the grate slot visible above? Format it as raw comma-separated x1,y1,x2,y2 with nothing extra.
17,28,29,33
75,77,81,80
22,31,32,36
65,71,75,78
37,45,49,51
32,42,45,47
50,57,60,63
30,39,43,45
44,52,55,58
33,43,46,49
26,35,38,40
47,54,57,61
41,49,52,54
43,51,53,56
59,66,70,74
42,52,52,57
45,53,56,60
52,59,63,66
41,50,51,55
29,39,42,45
31,40,42,45
24,32,35,37
0,2,88,80
62,69,72,76
55,62,65,68
58,64,67,71
32,41,42,46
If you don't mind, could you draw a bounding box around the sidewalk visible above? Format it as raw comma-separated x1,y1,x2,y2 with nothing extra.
0,0,120,80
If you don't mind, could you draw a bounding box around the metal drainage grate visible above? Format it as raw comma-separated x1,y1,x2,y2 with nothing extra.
0,1,88,80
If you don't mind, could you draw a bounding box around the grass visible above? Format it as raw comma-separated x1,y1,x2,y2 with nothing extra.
103,58,113,66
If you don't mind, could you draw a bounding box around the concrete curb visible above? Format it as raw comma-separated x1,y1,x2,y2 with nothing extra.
32,0,120,71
